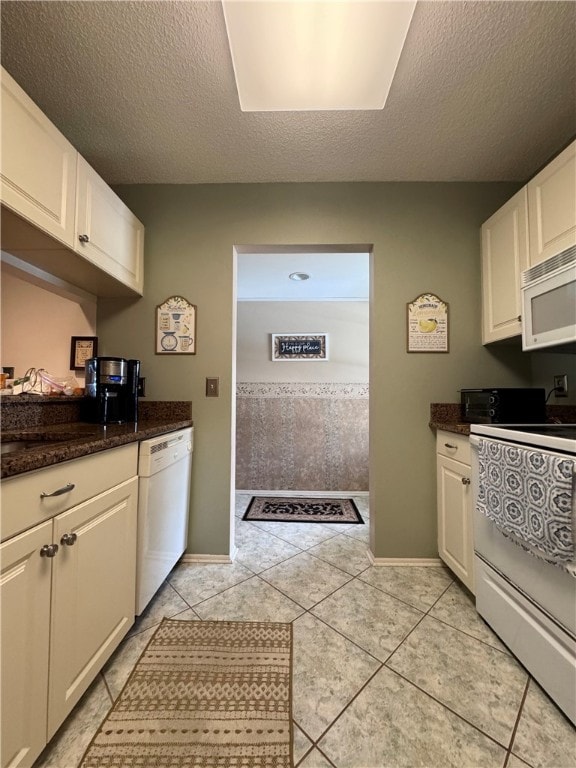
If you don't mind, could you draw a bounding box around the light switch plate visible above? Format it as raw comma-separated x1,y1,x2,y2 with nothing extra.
206,377,219,397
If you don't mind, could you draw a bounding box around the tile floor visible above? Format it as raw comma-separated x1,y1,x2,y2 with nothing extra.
35,494,576,768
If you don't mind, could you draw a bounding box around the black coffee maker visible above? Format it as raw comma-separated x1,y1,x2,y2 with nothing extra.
83,357,140,424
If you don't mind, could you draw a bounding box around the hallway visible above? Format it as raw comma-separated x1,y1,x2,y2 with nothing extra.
35,494,575,767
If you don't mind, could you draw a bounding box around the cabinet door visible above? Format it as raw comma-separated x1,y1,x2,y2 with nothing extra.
75,156,144,295
47,477,138,737
481,187,529,343
437,454,474,593
1,521,52,768
0,67,77,247
527,141,576,266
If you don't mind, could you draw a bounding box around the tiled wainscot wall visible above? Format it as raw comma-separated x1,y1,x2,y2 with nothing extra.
235,383,369,492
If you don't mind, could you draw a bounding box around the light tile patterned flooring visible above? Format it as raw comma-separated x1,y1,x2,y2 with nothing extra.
35,494,576,768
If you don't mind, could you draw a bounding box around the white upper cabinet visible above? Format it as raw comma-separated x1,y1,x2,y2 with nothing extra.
76,157,144,295
481,187,529,343
480,139,576,345
527,141,576,266
0,66,144,297
0,68,77,247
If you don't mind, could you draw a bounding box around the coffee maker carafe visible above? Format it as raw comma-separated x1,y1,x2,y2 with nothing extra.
84,357,140,424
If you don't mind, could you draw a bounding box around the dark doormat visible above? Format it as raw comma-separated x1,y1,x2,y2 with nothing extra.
243,496,364,524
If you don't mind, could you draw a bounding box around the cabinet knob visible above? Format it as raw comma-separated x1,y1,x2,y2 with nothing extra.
40,482,75,499
40,544,59,558
461,477,471,485
60,533,78,546
78,234,90,244
517,315,522,322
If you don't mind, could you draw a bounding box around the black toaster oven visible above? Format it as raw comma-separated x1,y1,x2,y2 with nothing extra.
460,388,546,424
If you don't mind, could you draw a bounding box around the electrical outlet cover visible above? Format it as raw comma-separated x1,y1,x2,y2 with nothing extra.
553,374,568,397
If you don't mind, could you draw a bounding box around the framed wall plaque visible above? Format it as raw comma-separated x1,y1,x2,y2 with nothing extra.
156,296,196,354
70,336,98,371
271,333,329,361
407,294,449,353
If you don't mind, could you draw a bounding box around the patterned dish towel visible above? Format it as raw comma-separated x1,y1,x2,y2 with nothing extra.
477,438,576,569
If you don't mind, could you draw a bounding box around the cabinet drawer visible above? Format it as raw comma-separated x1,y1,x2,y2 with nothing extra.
1,443,138,542
436,431,471,465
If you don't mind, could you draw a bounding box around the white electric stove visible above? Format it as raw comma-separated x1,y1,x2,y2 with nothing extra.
472,422,576,453
470,423,576,724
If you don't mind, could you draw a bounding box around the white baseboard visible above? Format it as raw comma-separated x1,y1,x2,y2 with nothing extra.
236,490,369,498
180,553,234,564
367,551,443,567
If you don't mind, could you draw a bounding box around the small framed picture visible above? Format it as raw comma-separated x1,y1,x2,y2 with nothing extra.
155,296,197,354
70,336,98,371
271,333,329,361
406,293,449,353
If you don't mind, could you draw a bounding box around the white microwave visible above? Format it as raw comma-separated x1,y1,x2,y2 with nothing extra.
521,247,576,351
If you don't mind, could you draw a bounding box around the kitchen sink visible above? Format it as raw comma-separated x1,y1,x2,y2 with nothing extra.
1,428,99,456
1,439,68,455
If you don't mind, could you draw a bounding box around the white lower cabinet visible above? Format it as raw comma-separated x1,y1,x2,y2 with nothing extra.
436,431,474,593
0,445,138,768
0,522,52,768
48,478,138,737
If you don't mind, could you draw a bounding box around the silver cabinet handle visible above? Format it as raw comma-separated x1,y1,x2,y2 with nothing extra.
444,443,457,449
78,234,90,243
40,483,75,499
40,544,59,558
461,477,471,485
60,533,78,546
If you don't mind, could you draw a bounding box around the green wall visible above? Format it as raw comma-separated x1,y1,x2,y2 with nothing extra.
98,182,532,559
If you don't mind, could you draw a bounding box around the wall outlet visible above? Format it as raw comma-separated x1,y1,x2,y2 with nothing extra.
553,374,568,397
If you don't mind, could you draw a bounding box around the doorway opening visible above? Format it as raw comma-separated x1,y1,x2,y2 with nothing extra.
231,245,371,556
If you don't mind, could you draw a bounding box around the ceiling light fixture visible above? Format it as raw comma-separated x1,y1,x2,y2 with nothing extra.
289,272,310,281
222,0,417,112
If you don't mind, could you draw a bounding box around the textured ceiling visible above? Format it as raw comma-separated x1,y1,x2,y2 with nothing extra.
1,1,575,185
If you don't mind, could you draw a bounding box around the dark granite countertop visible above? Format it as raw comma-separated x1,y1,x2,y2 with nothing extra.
429,421,471,436
429,403,470,436
0,398,193,479
428,402,576,438
1,419,193,479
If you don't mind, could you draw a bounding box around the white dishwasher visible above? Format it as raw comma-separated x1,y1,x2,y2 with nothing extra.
136,427,193,615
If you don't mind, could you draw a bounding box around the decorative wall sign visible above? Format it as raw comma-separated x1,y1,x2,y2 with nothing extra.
407,293,449,353
70,336,98,371
155,296,196,354
271,333,329,361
